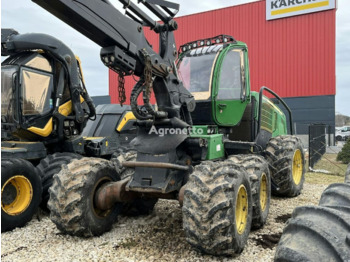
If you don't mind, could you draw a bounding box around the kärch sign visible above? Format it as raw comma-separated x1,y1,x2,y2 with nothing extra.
266,0,336,20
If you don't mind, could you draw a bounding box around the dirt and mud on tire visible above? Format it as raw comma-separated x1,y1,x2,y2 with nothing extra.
182,160,253,256
228,154,271,229
275,182,350,262
48,158,122,237
111,149,157,216
265,135,305,197
1,158,42,232
37,152,82,209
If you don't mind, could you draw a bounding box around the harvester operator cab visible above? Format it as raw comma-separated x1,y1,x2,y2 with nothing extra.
177,35,249,128
1,29,95,142
177,35,289,143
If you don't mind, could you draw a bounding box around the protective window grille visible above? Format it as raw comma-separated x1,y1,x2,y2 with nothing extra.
261,101,273,133
309,124,327,168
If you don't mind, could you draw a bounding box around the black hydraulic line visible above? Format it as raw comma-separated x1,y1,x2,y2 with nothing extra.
130,79,152,120
142,88,168,119
257,86,294,135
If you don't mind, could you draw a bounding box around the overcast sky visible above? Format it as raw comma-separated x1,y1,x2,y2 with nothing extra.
1,0,349,115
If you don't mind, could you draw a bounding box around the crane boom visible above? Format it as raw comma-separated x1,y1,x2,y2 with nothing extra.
32,0,195,122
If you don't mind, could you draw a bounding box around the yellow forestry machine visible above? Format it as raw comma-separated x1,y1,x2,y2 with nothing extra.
1,29,137,232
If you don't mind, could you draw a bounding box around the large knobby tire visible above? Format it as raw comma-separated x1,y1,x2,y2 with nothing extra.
111,150,157,216
48,158,122,237
274,206,350,261
182,161,253,256
275,182,350,262
37,152,82,209
228,154,271,229
265,135,305,197
1,158,42,232
319,183,350,209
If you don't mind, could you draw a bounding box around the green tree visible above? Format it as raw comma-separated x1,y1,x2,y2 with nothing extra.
337,139,350,164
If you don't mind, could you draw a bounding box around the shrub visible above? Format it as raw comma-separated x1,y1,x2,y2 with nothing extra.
337,138,350,164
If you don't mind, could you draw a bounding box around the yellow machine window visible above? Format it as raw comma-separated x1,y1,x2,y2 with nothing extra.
22,69,53,115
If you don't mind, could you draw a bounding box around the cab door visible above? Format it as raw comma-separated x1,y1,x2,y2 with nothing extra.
213,48,248,126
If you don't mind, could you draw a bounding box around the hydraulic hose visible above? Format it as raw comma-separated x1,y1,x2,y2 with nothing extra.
143,87,168,119
130,79,153,120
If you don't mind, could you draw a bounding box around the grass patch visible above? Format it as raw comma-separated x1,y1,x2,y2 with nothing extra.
310,153,347,176
305,153,347,184
305,172,344,185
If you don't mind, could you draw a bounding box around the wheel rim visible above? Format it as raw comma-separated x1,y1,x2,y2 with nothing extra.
235,185,248,235
260,173,268,211
292,149,303,185
1,175,33,215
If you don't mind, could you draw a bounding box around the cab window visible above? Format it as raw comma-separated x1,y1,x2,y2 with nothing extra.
177,49,219,100
21,68,53,115
217,50,244,100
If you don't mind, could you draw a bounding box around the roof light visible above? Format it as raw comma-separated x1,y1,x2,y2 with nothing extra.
200,41,204,46
216,38,220,44
224,38,228,43
192,43,197,48
206,40,211,46
182,46,187,52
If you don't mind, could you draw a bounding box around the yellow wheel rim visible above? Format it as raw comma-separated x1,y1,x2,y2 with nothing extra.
235,185,248,235
260,173,268,211
292,149,303,185
1,176,33,215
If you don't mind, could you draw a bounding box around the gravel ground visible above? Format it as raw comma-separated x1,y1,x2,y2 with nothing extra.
0,181,334,262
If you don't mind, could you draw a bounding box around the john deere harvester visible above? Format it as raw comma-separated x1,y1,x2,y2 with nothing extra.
1,29,137,232
32,0,305,255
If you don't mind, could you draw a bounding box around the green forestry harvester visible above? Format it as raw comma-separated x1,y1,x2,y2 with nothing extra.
1,29,137,232
31,0,305,255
